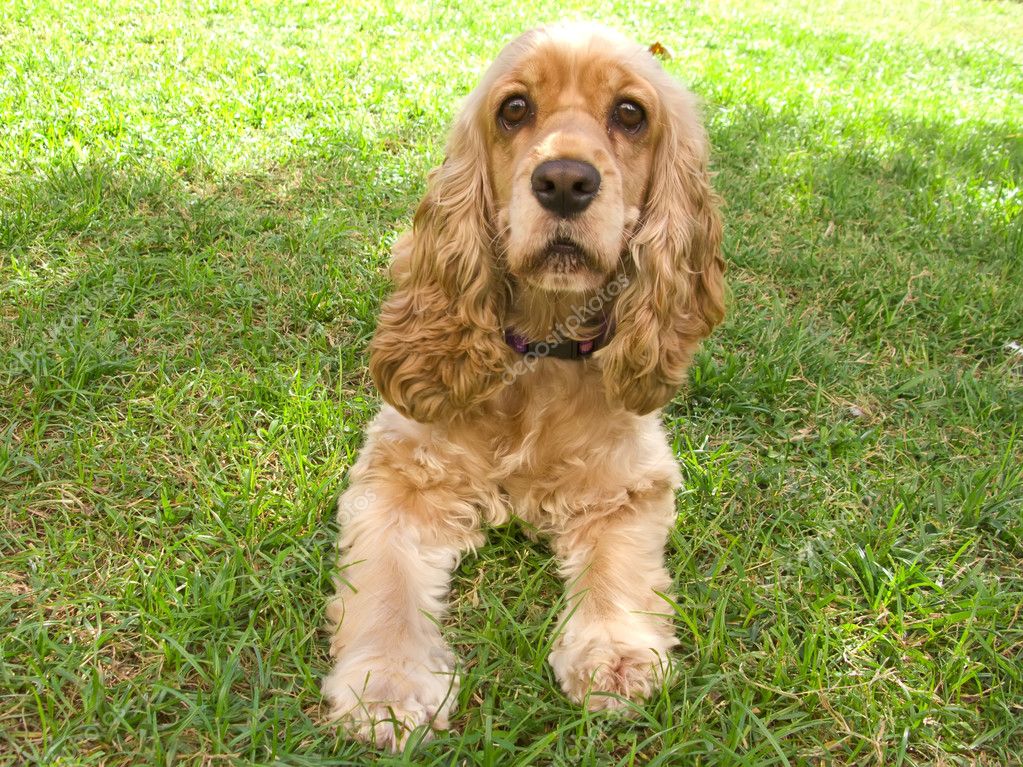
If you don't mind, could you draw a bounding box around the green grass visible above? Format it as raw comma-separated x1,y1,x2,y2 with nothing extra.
1,0,1021,764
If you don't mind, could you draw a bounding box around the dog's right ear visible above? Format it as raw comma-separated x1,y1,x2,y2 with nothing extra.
369,104,511,424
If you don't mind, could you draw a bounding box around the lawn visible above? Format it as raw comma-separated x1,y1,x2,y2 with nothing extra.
1,0,1021,764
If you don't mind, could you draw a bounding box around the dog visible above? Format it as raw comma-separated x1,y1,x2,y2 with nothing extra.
323,22,725,750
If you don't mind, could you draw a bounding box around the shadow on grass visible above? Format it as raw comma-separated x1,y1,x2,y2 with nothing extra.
710,98,1021,363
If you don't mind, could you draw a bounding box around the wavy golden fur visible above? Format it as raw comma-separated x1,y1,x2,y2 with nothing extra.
324,23,725,749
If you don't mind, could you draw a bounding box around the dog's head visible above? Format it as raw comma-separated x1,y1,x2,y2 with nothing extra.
371,24,725,420
487,25,664,293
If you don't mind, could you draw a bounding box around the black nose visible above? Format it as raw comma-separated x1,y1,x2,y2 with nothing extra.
530,159,601,217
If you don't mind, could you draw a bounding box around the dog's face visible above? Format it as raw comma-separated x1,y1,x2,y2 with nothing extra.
486,36,660,293
370,24,724,421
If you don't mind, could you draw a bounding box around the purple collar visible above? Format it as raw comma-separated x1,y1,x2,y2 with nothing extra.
503,318,613,360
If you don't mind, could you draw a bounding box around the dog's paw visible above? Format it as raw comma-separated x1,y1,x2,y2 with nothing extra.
323,649,458,751
549,625,675,711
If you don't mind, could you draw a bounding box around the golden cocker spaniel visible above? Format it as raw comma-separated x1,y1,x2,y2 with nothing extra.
324,22,725,749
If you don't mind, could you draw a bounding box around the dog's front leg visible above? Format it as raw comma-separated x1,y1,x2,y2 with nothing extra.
323,417,487,750
548,483,680,711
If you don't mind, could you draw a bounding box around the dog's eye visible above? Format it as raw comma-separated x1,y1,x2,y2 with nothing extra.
612,100,646,132
498,96,530,129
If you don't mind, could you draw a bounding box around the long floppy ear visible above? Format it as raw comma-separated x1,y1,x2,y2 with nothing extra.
369,102,511,423
600,78,725,414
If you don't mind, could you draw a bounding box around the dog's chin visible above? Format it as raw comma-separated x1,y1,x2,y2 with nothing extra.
518,239,607,294
526,271,607,294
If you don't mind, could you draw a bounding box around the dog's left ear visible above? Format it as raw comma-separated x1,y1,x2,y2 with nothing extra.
600,79,725,414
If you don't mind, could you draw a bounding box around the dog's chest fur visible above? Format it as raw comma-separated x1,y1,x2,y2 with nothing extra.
473,358,680,532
